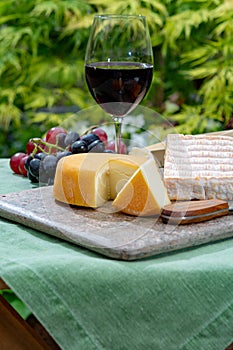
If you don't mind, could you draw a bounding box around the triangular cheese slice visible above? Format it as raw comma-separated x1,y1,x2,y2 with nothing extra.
112,158,170,216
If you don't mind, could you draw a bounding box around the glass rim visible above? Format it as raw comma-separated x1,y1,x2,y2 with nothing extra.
94,14,146,20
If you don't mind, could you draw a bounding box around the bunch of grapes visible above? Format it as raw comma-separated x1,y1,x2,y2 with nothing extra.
9,126,127,185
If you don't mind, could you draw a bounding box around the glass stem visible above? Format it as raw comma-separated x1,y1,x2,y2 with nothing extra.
113,117,123,153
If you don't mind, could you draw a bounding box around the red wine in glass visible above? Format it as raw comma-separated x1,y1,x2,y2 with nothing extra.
85,15,153,153
85,61,153,117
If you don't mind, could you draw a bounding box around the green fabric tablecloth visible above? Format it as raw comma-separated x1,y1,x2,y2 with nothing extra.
0,158,233,350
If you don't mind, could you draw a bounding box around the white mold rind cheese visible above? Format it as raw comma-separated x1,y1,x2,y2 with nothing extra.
164,134,233,201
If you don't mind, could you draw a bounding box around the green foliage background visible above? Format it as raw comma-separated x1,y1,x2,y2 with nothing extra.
0,0,232,156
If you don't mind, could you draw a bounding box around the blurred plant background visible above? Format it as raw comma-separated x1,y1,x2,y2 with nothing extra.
0,0,232,157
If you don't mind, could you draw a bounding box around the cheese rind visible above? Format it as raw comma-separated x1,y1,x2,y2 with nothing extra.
164,134,233,201
53,153,110,207
53,153,147,208
112,158,171,216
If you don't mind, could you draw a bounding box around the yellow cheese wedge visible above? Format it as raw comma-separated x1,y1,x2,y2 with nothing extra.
53,153,147,208
108,157,146,199
112,158,171,216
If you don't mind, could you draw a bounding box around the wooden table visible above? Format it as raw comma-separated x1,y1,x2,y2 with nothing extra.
0,278,60,350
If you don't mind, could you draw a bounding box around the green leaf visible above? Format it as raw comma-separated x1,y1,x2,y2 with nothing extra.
0,103,21,130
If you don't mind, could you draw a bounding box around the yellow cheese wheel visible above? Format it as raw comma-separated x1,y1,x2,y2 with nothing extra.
112,158,171,216
53,153,147,208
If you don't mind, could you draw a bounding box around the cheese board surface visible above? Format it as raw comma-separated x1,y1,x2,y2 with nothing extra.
0,186,233,260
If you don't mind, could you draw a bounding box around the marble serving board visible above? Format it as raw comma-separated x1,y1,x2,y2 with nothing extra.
0,186,233,260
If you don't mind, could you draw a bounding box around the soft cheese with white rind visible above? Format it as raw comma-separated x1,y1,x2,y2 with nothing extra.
164,134,233,201
53,153,147,208
112,158,171,216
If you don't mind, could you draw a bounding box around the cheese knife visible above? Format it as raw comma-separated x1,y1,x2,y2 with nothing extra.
161,199,230,225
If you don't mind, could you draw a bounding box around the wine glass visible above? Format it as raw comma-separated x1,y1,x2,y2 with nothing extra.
84,14,153,153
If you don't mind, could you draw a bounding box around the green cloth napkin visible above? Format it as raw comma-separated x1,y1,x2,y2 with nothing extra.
0,158,233,350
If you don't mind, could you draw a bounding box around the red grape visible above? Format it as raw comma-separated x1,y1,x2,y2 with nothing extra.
10,152,26,174
45,127,67,145
18,155,29,177
106,140,127,154
91,127,108,144
26,139,38,154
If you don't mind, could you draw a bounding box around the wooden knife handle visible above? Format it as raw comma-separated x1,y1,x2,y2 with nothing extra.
161,199,229,225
